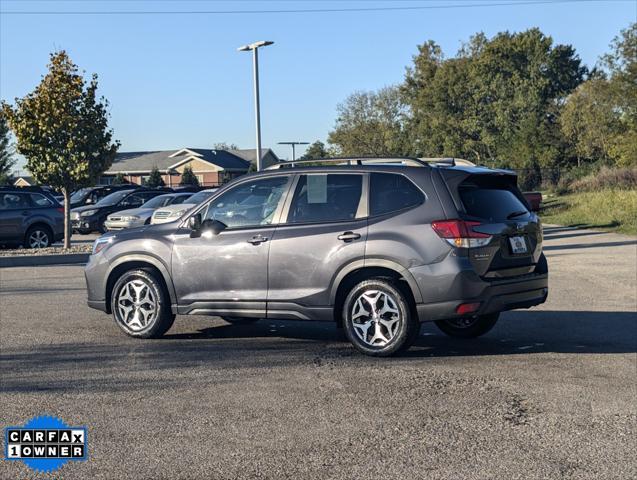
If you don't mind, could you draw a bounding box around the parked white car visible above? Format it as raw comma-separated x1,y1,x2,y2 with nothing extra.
151,189,218,225
104,193,193,230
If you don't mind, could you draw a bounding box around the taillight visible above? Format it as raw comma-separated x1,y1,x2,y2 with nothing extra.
456,302,481,315
431,219,492,248
57,207,64,214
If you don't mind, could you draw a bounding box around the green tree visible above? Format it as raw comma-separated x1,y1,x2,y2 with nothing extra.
180,165,199,186
560,23,636,168
603,22,636,166
112,172,127,185
402,29,585,186
0,111,15,185
560,77,619,166
2,51,119,247
145,166,165,187
300,140,329,160
328,86,409,156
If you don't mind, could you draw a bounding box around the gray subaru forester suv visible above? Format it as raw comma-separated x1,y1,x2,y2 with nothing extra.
85,158,548,356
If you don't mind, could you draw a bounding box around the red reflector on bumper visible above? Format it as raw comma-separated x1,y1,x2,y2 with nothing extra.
456,302,481,315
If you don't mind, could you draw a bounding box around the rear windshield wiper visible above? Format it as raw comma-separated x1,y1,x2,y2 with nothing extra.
507,210,528,219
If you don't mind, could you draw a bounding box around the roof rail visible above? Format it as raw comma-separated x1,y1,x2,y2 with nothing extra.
0,185,47,192
419,157,477,167
264,156,429,170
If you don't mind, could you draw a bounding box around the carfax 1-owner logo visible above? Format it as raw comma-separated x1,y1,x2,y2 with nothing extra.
4,415,88,474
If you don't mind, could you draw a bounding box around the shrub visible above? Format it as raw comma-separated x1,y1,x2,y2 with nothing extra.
570,166,637,192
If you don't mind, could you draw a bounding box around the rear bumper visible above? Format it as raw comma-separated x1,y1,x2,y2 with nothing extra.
411,252,549,323
416,274,548,322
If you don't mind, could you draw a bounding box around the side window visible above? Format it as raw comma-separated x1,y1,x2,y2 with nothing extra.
121,193,145,207
203,176,289,229
287,174,363,224
0,193,30,210
369,173,424,216
171,195,189,205
29,193,54,207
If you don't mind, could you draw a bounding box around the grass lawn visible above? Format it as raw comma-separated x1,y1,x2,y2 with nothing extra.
541,189,637,235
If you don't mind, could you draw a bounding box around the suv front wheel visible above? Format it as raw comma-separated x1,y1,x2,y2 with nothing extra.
111,269,175,338
343,278,419,357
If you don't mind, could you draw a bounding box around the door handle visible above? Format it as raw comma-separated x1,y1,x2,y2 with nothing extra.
337,231,361,242
247,234,268,245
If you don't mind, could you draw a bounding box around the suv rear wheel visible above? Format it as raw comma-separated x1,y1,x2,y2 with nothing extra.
343,278,419,357
434,313,500,338
24,225,52,249
111,269,175,338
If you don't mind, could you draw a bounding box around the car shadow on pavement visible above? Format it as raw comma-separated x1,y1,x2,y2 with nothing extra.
543,240,637,251
1,310,635,394
164,310,637,357
541,230,609,241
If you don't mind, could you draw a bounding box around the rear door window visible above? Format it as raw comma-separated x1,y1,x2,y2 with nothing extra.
370,173,424,216
287,174,364,224
460,184,529,221
29,193,54,207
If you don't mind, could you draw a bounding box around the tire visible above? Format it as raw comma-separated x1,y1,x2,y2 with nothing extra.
221,317,260,325
110,268,175,338
342,278,419,357
77,229,91,235
434,313,500,339
24,225,52,249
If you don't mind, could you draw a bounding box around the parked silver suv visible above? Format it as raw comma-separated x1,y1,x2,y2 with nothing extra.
85,158,548,356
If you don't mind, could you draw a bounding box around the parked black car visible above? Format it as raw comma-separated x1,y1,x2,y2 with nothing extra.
70,184,141,209
71,188,171,234
0,186,64,248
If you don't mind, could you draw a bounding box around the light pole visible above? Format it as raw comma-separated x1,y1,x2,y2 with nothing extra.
238,40,274,172
278,141,309,162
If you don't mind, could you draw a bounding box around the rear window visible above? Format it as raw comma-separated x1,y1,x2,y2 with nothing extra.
460,185,529,221
288,174,363,224
370,173,424,216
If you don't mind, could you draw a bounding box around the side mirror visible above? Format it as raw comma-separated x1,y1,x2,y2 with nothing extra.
200,219,227,236
188,213,202,237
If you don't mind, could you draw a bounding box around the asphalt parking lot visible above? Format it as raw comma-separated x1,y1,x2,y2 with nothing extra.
1,226,636,479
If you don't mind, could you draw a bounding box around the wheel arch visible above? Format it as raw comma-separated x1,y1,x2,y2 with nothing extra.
331,260,421,327
105,255,176,314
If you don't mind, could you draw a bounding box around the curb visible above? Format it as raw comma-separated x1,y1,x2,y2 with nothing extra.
0,253,90,268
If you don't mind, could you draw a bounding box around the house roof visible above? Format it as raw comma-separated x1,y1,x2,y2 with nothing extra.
13,176,34,186
104,147,277,175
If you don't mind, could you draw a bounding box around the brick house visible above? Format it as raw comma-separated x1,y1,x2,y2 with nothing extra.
100,147,279,187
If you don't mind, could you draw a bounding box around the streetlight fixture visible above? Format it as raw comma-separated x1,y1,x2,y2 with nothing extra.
237,40,274,172
278,141,310,162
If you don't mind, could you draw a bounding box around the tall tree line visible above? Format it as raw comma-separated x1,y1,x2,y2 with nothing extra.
326,23,636,188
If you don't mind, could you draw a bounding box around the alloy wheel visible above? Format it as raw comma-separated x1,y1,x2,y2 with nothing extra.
351,289,401,347
28,230,49,248
116,279,157,331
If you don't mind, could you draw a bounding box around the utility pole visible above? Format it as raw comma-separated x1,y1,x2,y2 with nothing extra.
278,141,309,162
237,40,274,171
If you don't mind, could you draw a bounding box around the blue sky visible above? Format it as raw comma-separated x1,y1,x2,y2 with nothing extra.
1,0,635,169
